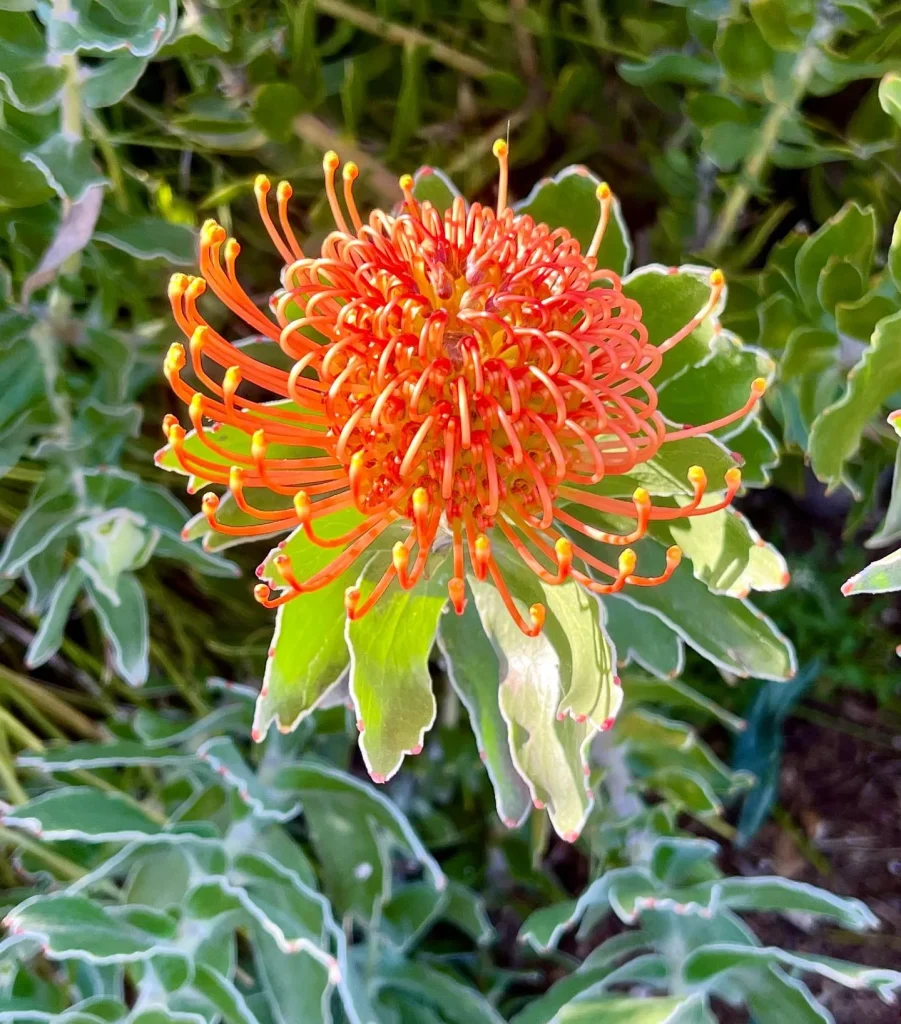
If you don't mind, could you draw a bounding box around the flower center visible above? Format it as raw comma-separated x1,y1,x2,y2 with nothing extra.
294,204,652,536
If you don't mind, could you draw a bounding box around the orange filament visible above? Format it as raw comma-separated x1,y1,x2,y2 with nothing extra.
158,145,753,635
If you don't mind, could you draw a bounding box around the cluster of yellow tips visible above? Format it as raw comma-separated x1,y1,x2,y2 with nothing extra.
158,140,765,635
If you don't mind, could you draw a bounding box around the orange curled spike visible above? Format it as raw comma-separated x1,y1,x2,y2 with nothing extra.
554,537,573,577
293,490,311,523
473,534,491,581
492,139,509,215
344,585,361,618
448,577,466,614
412,487,430,547
587,182,612,260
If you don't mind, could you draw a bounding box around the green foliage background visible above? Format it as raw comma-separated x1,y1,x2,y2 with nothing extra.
1,0,901,1022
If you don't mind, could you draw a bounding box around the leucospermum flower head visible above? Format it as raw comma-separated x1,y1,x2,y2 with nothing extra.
159,143,764,635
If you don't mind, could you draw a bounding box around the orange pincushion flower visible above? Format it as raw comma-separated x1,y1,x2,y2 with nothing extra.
161,142,764,635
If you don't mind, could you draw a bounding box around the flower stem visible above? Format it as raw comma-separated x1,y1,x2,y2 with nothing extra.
705,20,832,258
312,0,495,80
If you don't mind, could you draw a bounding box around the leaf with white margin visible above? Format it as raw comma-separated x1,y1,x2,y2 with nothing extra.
93,216,195,264
207,678,259,702
508,948,663,1024
380,882,445,951
657,333,774,439
1,787,163,842
518,900,578,954
86,571,149,687
515,165,632,276
3,894,169,963
654,506,789,598
554,995,703,1024
134,703,252,747
253,511,367,741
621,264,724,384
683,944,901,1002
374,958,506,1024
438,597,531,829
603,596,684,681
346,553,451,782
126,847,192,909
616,710,746,795
231,851,332,949
677,877,879,930
489,538,622,730
0,485,82,578
24,564,85,669
645,767,722,817
469,576,594,842
1,997,133,1024
252,929,334,1024
188,963,264,1024
842,546,901,596
130,1011,209,1024
443,881,494,947
721,419,779,488
603,563,796,682
68,836,226,897
272,762,445,922
18,741,193,772
621,678,744,733
809,311,901,489
196,738,301,822
730,964,831,1024
573,434,738,501
0,11,66,113
412,165,460,214
181,875,329,970
579,930,655,972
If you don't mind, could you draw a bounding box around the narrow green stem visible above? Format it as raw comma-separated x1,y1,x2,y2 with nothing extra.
150,640,209,716
0,726,28,804
86,110,129,212
0,667,102,739
312,0,495,79
0,705,44,752
706,21,831,257
1,465,44,484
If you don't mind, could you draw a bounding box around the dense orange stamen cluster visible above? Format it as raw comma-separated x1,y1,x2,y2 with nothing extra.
160,143,765,634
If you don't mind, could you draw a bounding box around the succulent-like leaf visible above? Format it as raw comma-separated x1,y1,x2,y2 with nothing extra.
2,788,163,842
253,512,368,740
809,311,901,489
347,552,451,782
515,166,632,276
272,763,445,921
469,576,594,841
438,600,531,828
604,596,684,680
